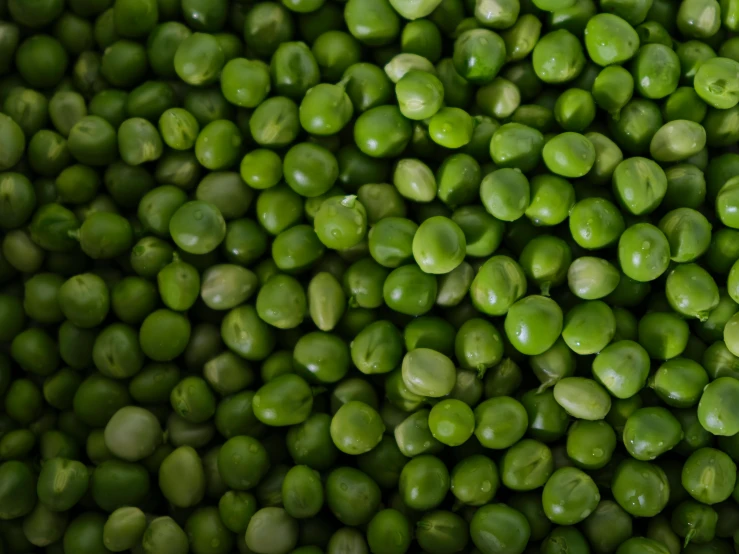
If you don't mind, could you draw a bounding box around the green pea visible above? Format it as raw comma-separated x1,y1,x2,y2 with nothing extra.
533,29,585,83
249,96,300,148
474,396,528,449
453,28,507,84
698,377,739,436
694,57,739,109
618,223,670,282
471,503,531,554
253,373,314,427
37,457,89,512
562,300,616,355
542,467,601,525
553,377,611,420
526,175,576,228
354,105,412,158
592,340,651,398
682,447,737,504
329,401,385,455
501,438,554,490
399,454,450,511
479,168,530,222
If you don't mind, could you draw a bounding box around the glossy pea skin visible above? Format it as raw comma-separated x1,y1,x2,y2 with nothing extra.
504,295,563,356
682,447,737,505
612,459,670,518
553,378,611,421
399,454,450,511
470,503,530,554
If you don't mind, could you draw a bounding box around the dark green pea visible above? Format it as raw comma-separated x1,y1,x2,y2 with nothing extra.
330,401,384,455
561,300,616,355
254,274,305,329
126,364,179,406
15,34,68,88
155,109,199,151
141,516,189,554
4,378,44,425
218,490,257,535
613,458,671,518
10,327,59,376
470,503,530,554
36,457,88,512
415,510,469,554
271,224,325,272
589,340,649,399
21,272,63,325
354,105,412,158
519,235,572,294
542,132,595,178
638,311,690,360
400,347,456,398
137,185,187,238
88,89,128,129
454,318,504,372
270,41,319,100
542,466,601,525
325,466,381,526
253,373,313,426
474,396,528,449
27,129,71,178
581,501,634,554
284,413,337,471
349,320,402,375
553,376,611,421
410,215,466,275
383,264,437,316
399,454,450,511
450,454,500,506
671,500,718,548
214,436,269,493
103,406,162,463
622,406,683,461
138,309,190,363
65,115,118,167
311,30,361,82
428,107,475,149
101,506,146,552
662,164,706,212
617,223,670,282
698,290,738,344
199,264,257,312
404,316,455,356
490,122,545,172
591,66,635,120
665,263,719,320
171,32,224,86
299,83,353,136
194,120,242,171
394,407,443,454
609,98,664,156
168,201,226,255
249,96,300,148
158,446,205,508
698,377,739,436
682,447,737,504
505,295,563,356
392,158,436,203
695,57,739,109
567,257,620,300
452,28,506,85
124,81,177,123
56,273,108,328
470,255,527,316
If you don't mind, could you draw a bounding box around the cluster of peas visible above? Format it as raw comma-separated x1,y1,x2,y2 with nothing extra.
5,0,739,553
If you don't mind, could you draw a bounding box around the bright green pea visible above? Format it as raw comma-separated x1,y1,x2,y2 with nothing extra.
532,29,586,83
